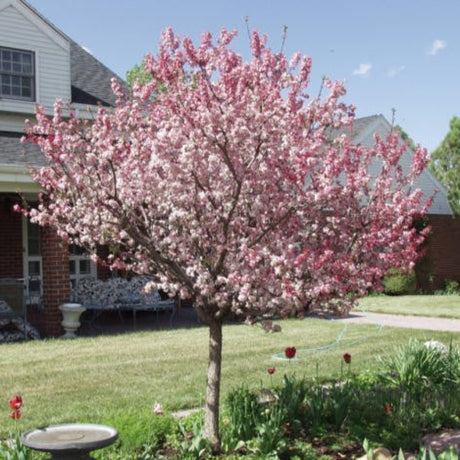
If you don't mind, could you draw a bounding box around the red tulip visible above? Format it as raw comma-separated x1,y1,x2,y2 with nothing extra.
267,367,276,375
285,347,296,359
343,353,351,364
384,404,393,412
10,410,21,420
9,395,22,411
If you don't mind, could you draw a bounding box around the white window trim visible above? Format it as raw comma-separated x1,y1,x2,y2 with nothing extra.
22,216,42,299
69,249,97,289
0,46,36,101
22,217,97,298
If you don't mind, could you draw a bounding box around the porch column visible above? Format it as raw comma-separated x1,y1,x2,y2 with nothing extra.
41,227,70,337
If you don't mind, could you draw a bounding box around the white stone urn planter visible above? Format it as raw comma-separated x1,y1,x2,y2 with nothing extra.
59,303,86,338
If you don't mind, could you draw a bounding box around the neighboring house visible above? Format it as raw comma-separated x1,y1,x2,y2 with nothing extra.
345,114,459,291
0,2,458,338
0,0,121,336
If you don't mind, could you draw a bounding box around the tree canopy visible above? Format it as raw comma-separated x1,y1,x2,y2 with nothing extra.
126,59,151,87
430,116,460,215
21,28,430,450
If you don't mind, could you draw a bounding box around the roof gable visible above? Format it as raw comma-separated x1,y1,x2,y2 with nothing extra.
1,0,68,51
1,0,124,108
347,114,452,215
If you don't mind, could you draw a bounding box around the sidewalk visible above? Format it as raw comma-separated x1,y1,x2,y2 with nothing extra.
334,311,460,332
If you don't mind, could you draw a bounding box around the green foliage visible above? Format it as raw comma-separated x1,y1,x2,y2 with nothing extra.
437,280,460,295
87,343,460,457
429,116,460,215
97,410,178,455
437,446,460,460
371,341,460,448
93,443,160,460
126,60,152,87
377,339,460,394
383,268,417,295
223,386,261,443
362,437,459,460
223,376,310,456
221,341,460,456
250,375,311,456
176,416,210,460
0,436,31,460
248,407,288,457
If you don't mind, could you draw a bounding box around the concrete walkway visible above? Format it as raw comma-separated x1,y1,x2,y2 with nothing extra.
334,311,460,332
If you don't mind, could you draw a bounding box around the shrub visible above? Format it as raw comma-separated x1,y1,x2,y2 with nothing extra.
383,268,417,295
223,386,262,444
377,340,460,394
223,377,310,456
96,409,178,455
443,279,459,295
371,340,460,449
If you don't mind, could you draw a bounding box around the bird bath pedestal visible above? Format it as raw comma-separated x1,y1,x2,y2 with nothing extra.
22,423,118,459
59,303,86,338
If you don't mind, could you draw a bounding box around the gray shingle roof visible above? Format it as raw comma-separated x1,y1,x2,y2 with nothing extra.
330,114,382,141
70,40,122,107
333,114,452,215
0,132,46,167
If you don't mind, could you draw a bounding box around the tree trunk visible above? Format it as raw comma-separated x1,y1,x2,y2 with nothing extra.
204,319,223,452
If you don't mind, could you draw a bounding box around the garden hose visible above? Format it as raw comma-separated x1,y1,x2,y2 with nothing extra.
271,308,384,361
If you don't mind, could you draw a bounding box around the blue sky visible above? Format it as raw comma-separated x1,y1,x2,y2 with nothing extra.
27,0,460,153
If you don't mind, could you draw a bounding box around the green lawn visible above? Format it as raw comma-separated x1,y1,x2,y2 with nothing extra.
357,294,460,318
1,312,460,438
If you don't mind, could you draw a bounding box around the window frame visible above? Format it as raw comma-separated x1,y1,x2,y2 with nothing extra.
69,244,97,289
22,218,97,300
0,46,35,101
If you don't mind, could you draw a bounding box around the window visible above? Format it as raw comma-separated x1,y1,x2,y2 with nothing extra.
26,220,42,298
0,47,35,101
69,244,97,289
22,218,96,298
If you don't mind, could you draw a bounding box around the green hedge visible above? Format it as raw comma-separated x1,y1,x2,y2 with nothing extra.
383,268,417,295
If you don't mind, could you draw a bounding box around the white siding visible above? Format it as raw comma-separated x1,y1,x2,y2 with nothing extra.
0,3,71,115
0,112,28,132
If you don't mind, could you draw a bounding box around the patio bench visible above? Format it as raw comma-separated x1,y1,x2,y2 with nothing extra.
71,277,176,329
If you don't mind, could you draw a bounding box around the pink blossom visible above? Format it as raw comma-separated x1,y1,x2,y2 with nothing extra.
153,403,164,415
19,27,431,446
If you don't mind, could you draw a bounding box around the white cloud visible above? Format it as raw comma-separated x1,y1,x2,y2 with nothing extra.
352,63,372,77
387,65,406,78
428,39,447,56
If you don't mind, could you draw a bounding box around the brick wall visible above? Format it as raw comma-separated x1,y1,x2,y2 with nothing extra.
41,226,70,337
96,245,112,280
0,196,23,278
420,214,460,290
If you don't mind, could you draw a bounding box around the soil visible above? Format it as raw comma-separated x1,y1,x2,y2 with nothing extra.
310,437,363,459
155,431,460,459
422,429,460,454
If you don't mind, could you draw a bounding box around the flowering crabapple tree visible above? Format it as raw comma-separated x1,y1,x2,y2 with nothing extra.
22,28,430,450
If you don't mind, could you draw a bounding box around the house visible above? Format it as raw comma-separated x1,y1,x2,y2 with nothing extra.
0,1,458,339
0,0,120,336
